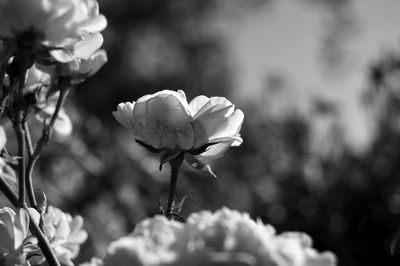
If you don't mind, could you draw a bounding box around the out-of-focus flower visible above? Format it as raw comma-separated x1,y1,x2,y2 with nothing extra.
24,64,51,94
79,257,103,266
0,207,38,266
35,91,72,136
42,206,88,266
0,0,107,63
40,49,107,84
113,90,243,175
0,125,6,151
104,208,336,266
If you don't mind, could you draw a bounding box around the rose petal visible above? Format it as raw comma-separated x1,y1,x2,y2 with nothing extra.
207,109,244,145
113,102,135,129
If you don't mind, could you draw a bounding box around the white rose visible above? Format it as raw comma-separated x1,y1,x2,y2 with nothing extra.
0,0,107,62
42,206,88,266
113,90,244,174
103,208,337,266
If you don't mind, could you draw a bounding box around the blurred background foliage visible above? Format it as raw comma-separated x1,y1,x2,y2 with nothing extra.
2,0,400,265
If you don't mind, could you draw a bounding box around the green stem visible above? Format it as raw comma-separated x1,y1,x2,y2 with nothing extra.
166,153,184,216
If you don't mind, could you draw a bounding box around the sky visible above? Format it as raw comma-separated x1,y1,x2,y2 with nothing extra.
217,0,400,151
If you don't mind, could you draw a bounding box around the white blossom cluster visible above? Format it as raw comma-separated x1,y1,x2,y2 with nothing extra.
104,208,336,266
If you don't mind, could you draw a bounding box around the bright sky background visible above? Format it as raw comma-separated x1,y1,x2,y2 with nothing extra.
217,0,400,150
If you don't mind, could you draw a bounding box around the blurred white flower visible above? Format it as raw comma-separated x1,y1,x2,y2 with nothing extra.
41,49,108,84
35,91,73,136
0,207,38,266
24,64,51,94
0,0,107,63
104,208,336,266
79,257,103,266
42,206,88,266
113,90,243,175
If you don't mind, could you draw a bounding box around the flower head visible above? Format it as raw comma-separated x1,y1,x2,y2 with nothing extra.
0,0,107,63
104,208,336,266
42,206,88,266
113,90,244,175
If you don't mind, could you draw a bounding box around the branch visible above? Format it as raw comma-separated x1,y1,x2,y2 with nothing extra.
25,81,70,208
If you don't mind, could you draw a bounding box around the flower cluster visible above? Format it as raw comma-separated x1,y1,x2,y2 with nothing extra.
104,208,336,266
42,206,88,266
113,90,244,175
0,206,88,266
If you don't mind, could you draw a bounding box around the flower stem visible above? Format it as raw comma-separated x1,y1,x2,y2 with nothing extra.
26,80,70,208
166,153,184,216
13,63,29,207
14,120,26,207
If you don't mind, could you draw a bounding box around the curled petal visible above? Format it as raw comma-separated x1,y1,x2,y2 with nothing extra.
113,102,135,129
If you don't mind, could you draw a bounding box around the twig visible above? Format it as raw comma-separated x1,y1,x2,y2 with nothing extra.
23,121,34,158
14,120,26,207
25,80,70,208
13,65,28,207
